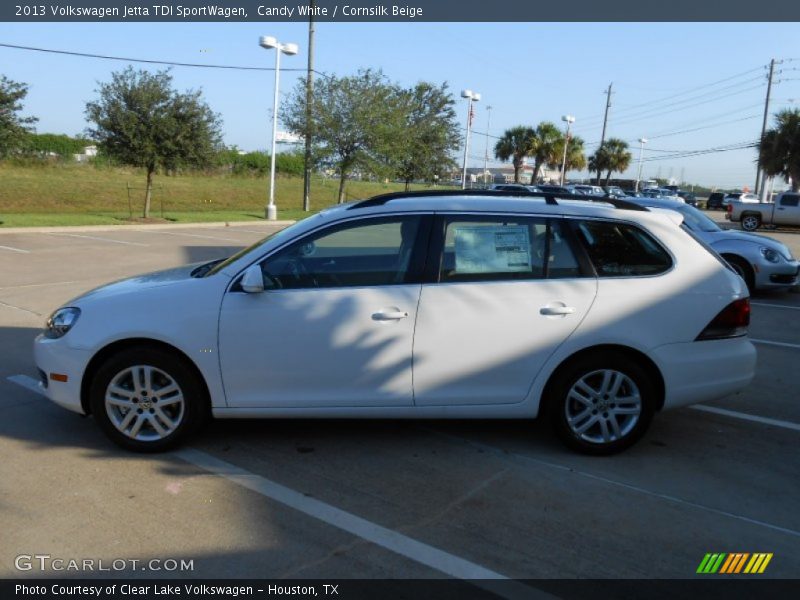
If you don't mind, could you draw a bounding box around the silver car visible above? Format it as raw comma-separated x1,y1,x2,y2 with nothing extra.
626,197,799,291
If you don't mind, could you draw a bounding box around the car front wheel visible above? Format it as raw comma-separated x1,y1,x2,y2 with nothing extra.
90,347,207,452
549,353,656,455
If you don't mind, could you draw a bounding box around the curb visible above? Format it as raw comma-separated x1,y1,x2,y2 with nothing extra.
0,220,297,235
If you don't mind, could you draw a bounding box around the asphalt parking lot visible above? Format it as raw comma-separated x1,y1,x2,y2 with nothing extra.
1,215,799,584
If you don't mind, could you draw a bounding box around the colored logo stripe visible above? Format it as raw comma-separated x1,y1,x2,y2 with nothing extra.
744,553,773,574
698,553,773,574
697,553,727,573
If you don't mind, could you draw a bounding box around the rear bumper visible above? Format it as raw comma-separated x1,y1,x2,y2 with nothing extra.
33,334,91,415
652,337,756,410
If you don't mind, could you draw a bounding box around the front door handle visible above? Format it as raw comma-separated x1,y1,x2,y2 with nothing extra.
372,310,409,321
540,305,576,316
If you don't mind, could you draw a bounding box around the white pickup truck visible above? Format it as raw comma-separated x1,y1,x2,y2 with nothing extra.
727,191,800,231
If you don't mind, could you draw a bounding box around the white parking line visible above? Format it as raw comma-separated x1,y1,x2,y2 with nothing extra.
176,448,518,582
141,231,241,242
691,404,800,432
6,374,43,395
0,280,79,291
0,245,30,254
3,373,543,595
751,302,800,311
0,301,41,317
48,233,149,247
751,338,800,350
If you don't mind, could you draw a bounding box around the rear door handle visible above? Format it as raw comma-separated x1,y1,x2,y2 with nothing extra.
372,310,409,321
540,306,576,316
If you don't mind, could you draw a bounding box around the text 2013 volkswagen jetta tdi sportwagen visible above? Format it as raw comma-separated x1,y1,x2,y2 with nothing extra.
34,192,756,454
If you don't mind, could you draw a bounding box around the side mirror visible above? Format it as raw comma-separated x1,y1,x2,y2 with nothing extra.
241,264,264,294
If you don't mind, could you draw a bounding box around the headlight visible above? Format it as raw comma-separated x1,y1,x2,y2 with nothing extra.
760,247,781,263
45,307,81,339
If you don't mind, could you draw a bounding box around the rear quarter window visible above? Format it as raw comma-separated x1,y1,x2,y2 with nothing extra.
575,220,672,277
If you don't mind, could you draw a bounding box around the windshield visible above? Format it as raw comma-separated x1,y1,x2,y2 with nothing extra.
676,204,722,232
204,221,308,277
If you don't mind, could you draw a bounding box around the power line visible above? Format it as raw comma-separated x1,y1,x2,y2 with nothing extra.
576,65,766,123
0,42,329,77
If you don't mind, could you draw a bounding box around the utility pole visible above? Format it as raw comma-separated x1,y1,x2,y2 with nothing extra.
302,0,315,212
596,82,613,185
755,59,776,196
482,105,492,188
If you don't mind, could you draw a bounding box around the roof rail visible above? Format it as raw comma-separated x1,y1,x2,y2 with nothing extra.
346,189,648,211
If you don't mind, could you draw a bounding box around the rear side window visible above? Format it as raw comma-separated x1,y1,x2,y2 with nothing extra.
575,220,672,277
439,217,582,282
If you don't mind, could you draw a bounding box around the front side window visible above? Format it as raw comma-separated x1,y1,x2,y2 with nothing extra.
258,216,424,289
439,217,582,282
575,220,672,277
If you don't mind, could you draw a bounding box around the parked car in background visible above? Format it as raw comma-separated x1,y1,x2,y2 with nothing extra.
641,188,685,202
490,183,532,192
727,191,800,232
723,192,759,207
707,192,726,210
629,196,799,291
34,190,755,455
676,190,697,206
570,184,605,196
536,185,573,195
604,186,629,198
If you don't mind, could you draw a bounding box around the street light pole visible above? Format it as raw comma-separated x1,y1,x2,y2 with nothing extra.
460,89,480,190
259,36,298,221
635,137,648,193
560,115,575,186
483,105,492,188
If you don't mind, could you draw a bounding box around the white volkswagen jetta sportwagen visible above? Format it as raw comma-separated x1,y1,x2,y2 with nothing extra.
34,191,756,454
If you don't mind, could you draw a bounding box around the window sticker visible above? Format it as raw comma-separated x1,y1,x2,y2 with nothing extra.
453,225,532,274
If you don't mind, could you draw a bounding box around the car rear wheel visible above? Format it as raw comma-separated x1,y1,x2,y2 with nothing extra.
741,214,761,232
549,353,656,455
90,347,207,452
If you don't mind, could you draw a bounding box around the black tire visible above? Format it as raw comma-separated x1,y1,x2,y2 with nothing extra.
724,255,755,293
89,347,207,452
548,352,656,455
740,213,761,232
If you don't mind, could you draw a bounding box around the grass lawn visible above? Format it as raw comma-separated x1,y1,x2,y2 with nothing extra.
0,162,453,227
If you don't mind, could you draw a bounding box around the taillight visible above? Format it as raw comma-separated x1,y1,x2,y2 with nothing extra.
727,203,733,214
696,298,750,341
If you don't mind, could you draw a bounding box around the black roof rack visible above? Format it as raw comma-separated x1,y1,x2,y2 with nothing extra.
346,189,648,211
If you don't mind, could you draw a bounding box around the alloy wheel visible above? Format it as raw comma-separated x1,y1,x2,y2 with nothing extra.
104,365,185,441
564,369,642,445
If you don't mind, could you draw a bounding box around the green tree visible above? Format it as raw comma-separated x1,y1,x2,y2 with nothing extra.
0,75,38,157
85,68,222,218
759,109,800,192
548,135,587,179
589,138,631,185
494,126,535,183
528,122,563,184
392,82,461,191
284,69,401,203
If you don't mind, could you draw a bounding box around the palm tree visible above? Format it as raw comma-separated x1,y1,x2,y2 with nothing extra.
548,135,587,180
589,138,631,186
494,126,534,183
759,109,800,192
528,122,562,184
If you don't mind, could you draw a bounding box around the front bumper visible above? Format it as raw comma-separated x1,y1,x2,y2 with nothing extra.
652,337,756,410
33,334,92,415
754,260,800,289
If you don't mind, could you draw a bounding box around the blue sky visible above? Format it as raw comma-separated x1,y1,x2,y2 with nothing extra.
1,21,799,188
